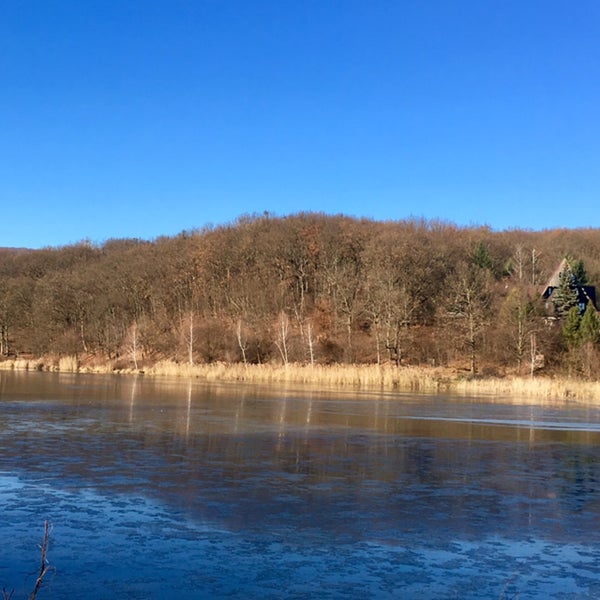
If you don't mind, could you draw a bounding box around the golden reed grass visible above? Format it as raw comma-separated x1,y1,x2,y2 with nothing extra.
1,357,600,403
57,355,79,373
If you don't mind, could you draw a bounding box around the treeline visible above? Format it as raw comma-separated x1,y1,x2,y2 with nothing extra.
2,212,600,377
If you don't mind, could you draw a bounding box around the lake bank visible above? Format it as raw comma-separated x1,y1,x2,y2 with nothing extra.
1,356,600,404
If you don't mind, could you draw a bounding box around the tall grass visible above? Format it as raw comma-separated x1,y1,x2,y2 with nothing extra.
2,356,600,403
0,358,43,371
452,373,600,402
57,355,79,373
144,361,600,402
144,361,444,391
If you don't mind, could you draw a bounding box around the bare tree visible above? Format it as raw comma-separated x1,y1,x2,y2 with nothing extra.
274,311,290,365
236,318,249,365
444,262,493,374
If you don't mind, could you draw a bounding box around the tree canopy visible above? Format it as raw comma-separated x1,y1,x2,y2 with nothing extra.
1,213,600,376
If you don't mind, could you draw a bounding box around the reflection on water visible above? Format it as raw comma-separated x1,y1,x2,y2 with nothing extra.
1,371,600,598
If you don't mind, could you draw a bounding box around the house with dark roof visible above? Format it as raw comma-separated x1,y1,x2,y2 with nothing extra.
542,258,597,317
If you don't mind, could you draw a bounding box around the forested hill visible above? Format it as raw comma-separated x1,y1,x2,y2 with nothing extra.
1,213,600,376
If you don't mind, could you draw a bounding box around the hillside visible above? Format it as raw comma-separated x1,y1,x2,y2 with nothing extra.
1,213,599,378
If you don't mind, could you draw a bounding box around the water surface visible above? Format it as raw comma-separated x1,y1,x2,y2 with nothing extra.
1,371,600,598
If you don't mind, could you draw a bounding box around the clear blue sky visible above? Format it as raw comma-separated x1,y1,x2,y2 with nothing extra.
1,1,599,248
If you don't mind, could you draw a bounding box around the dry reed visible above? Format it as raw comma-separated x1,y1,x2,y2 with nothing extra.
144,361,600,403
2,356,600,403
57,355,79,373
0,359,43,371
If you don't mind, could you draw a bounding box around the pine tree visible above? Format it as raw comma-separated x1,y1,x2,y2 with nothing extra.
579,303,600,345
552,266,579,318
472,241,493,272
562,306,581,349
571,259,589,286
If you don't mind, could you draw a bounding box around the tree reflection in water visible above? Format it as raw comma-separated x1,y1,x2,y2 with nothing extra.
1,371,600,598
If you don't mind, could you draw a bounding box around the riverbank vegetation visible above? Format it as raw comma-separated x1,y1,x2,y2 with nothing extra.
1,358,599,402
1,212,600,399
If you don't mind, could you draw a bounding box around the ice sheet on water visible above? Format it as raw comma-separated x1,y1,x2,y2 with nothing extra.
3,374,600,598
407,414,600,432
0,472,24,491
2,478,600,599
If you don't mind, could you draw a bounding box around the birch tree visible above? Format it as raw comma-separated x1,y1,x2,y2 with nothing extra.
445,262,492,374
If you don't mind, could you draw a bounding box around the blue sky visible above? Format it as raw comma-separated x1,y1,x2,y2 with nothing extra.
1,1,599,248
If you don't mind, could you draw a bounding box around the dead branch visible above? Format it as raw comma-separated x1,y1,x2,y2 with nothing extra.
28,521,51,600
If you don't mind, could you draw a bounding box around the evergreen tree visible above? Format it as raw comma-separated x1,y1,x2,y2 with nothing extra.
562,306,582,348
579,303,600,345
571,258,589,286
552,266,579,317
472,241,493,272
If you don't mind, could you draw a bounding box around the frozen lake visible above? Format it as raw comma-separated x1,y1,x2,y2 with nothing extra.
1,371,600,598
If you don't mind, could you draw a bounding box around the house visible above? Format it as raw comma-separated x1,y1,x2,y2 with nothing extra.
542,257,597,316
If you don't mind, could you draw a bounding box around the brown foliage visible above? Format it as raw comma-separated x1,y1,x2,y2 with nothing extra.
2,214,600,376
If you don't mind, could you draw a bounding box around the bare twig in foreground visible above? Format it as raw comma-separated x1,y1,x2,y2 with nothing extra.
28,521,51,600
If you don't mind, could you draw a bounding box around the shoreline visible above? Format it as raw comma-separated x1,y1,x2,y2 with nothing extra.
1,357,600,404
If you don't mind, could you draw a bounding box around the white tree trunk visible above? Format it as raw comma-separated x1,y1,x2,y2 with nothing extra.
307,321,315,366
236,318,248,365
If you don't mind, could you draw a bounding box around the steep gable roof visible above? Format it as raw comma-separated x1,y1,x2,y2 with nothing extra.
543,257,570,293
542,257,598,311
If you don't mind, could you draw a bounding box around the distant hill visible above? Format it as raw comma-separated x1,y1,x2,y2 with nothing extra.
1,213,599,377
0,247,32,253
